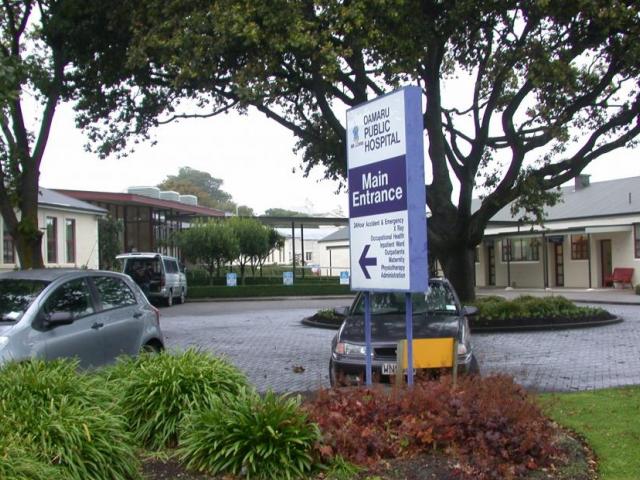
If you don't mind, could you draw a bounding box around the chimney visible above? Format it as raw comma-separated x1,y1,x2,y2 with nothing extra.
574,174,590,191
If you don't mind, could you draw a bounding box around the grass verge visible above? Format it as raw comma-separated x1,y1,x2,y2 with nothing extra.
539,386,640,480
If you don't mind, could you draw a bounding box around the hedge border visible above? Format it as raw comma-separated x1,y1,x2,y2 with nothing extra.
188,284,351,299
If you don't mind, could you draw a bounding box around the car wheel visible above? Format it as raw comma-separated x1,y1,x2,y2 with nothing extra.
178,288,185,304
166,290,173,307
140,342,162,355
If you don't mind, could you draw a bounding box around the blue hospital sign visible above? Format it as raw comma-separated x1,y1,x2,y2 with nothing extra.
347,87,428,292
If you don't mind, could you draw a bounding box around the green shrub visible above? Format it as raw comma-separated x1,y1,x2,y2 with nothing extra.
179,390,320,479
104,349,249,449
0,360,139,480
635,284,640,295
473,295,608,323
0,440,64,480
187,269,342,287
315,308,344,321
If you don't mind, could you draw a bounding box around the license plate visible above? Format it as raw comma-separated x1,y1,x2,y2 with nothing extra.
382,363,396,375
381,363,416,376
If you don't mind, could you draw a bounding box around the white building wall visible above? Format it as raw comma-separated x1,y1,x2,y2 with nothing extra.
317,241,350,277
477,224,640,289
1,207,101,271
492,239,545,288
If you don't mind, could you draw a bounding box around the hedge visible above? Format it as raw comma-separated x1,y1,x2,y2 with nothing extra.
187,270,342,287
188,284,352,298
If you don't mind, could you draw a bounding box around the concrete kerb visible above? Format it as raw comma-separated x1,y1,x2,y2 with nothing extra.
300,287,634,331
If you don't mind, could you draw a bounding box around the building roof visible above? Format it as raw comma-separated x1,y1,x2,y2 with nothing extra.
318,227,349,243
481,176,640,224
275,227,339,240
54,189,226,217
257,216,348,228
39,188,107,215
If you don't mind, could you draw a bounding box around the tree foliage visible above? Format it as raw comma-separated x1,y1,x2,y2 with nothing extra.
226,217,272,282
98,215,123,270
158,167,236,212
263,208,310,217
71,0,640,299
176,220,239,282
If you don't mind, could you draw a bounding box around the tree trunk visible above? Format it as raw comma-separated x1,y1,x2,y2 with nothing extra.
438,244,476,303
208,263,215,285
14,215,45,269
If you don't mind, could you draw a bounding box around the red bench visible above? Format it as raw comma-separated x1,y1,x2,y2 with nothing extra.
604,268,634,288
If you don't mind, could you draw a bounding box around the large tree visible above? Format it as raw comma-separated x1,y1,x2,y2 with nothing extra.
0,0,132,268
0,0,70,268
76,0,640,299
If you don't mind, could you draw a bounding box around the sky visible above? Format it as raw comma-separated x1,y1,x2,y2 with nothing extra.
39,99,640,217
39,103,349,216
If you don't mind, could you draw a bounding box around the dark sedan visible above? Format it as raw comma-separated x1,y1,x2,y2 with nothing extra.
330,278,479,386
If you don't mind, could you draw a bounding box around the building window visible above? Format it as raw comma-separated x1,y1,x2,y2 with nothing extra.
46,217,58,263
501,238,539,262
571,234,589,260
305,252,312,261
635,224,640,259
66,219,76,263
3,223,15,264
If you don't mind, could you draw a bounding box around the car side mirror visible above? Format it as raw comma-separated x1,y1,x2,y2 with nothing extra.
44,311,75,327
462,306,479,317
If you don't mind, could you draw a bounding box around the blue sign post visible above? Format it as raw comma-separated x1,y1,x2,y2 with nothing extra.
226,272,237,287
346,86,428,386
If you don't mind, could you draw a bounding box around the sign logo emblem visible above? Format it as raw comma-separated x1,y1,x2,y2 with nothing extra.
350,125,363,149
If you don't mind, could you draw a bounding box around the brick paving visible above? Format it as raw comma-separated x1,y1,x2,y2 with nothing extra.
473,304,640,392
160,299,640,393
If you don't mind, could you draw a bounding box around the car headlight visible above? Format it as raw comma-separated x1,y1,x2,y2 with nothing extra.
0,336,8,351
335,342,367,356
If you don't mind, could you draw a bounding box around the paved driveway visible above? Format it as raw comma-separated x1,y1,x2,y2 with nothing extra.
160,300,640,393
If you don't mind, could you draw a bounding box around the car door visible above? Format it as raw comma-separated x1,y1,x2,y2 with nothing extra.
163,258,179,292
39,277,104,368
90,275,146,363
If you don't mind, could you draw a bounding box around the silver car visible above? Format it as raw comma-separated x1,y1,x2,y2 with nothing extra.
0,269,164,368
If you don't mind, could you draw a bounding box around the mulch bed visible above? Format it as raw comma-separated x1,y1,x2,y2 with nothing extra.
142,434,596,480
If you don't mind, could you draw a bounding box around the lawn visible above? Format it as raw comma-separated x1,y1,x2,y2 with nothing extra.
540,386,640,480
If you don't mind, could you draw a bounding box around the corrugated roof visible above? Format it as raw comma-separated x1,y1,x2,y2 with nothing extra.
54,189,226,217
479,176,640,223
39,188,107,215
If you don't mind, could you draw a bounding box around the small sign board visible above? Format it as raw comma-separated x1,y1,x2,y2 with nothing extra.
339,271,350,285
346,86,428,293
226,273,237,287
283,271,294,286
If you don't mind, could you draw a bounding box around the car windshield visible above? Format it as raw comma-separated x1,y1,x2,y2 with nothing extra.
0,279,49,322
352,283,459,315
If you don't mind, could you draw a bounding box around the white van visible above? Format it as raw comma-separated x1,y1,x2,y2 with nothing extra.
117,253,187,306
